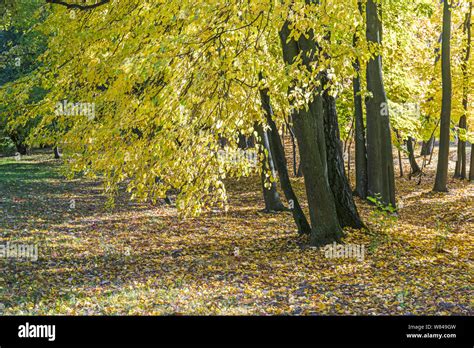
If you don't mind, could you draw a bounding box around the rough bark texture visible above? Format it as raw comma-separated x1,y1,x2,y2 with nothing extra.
365,0,396,207
259,83,312,234
353,56,368,198
322,77,363,229
297,162,303,177
280,21,343,246
255,122,287,212
434,0,452,192
287,121,298,176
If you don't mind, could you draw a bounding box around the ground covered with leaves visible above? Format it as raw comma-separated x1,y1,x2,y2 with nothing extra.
1,151,473,315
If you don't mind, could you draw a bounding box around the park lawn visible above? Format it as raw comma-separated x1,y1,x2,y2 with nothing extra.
0,152,472,315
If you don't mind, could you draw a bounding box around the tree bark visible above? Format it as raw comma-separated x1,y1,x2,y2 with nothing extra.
407,137,421,175
255,122,287,212
353,0,368,199
470,142,474,181
287,119,298,176
365,0,396,207
279,20,343,246
322,74,363,228
455,2,471,180
394,129,404,178
434,0,452,192
297,162,303,177
15,144,28,156
53,146,61,159
454,116,467,179
259,81,312,234
353,56,368,198
420,136,435,157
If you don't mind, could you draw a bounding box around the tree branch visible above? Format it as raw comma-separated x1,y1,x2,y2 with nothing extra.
45,0,110,10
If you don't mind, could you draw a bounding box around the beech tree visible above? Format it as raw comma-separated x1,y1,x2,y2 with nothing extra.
3,0,473,249
255,121,286,212
455,1,472,180
365,0,396,207
434,0,453,192
279,19,343,245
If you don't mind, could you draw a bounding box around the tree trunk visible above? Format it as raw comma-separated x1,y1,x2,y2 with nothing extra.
322,74,363,229
353,61,368,198
353,0,368,199
237,133,248,149
347,134,352,184
297,162,303,177
279,20,343,246
429,138,436,165
470,143,474,181
15,144,28,156
288,121,298,176
9,133,28,155
455,3,471,180
420,136,435,157
421,34,442,161
365,0,396,207
255,122,287,212
259,76,312,234
53,146,61,159
407,137,421,175
398,146,404,178
394,129,404,178
434,0,452,192
454,116,467,179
